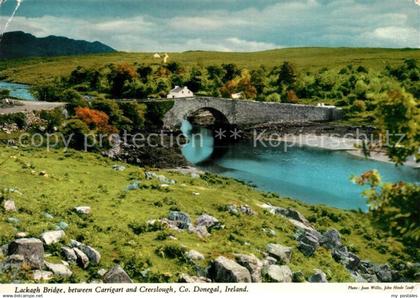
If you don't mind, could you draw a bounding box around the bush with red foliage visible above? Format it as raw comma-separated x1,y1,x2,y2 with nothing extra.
75,107,117,133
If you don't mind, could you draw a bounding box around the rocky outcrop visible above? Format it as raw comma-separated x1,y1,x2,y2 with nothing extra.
234,254,263,282
263,265,293,282
309,269,328,283
209,256,252,282
45,261,72,278
266,244,292,264
8,238,44,268
186,250,204,261
41,230,65,245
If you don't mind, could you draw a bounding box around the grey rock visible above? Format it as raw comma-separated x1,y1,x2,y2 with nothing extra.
41,230,65,245
33,270,53,281
275,207,310,225
320,229,341,249
234,254,263,282
188,225,210,238
239,205,256,216
298,241,316,257
15,232,28,239
186,250,204,261
266,243,292,264
103,265,132,283
80,245,101,265
7,217,19,224
263,256,278,266
1,244,8,256
74,206,91,215
210,256,252,282
227,205,239,215
97,268,107,277
297,230,320,256
8,238,44,268
168,211,191,229
308,269,328,283
73,247,89,269
196,214,220,230
292,271,306,282
2,254,24,270
43,212,54,219
112,165,126,171
69,239,82,248
3,200,16,212
55,221,69,231
263,265,293,282
374,264,393,282
179,274,210,283
45,261,72,278
62,247,77,263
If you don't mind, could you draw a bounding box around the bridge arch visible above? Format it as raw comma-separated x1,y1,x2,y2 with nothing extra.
186,107,230,127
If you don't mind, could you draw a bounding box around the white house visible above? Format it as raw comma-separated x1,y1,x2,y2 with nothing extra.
231,92,244,100
167,86,194,98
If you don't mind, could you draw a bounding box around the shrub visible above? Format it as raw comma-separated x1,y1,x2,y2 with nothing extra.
75,107,115,133
0,89,10,99
352,100,366,112
0,112,26,128
266,93,281,102
117,101,146,132
91,98,123,126
60,119,90,150
40,108,65,132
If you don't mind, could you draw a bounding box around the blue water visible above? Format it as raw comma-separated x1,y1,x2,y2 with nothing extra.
181,121,419,210
0,81,35,100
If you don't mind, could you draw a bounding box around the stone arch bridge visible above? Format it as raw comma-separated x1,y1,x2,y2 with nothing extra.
162,97,342,129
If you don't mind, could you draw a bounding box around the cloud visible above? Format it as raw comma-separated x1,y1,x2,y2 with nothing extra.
3,0,419,51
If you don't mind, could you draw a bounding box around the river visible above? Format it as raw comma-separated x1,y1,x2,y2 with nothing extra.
181,121,419,210
0,81,35,100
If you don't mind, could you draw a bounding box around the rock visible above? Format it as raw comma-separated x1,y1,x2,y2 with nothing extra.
7,217,19,224
1,244,8,256
2,254,24,271
239,205,256,216
320,229,341,249
234,254,263,282
179,274,211,283
8,238,44,268
45,261,72,278
374,264,393,282
103,265,132,283
275,207,310,225
308,269,328,283
263,256,278,266
74,206,91,215
188,225,210,238
112,165,126,171
210,256,252,282
266,243,292,264
196,214,221,230
70,239,82,248
73,247,89,269
80,245,101,265
3,200,16,212
227,205,239,215
298,241,316,257
157,175,176,185
15,232,28,238
332,245,349,263
168,211,191,229
263,265,293,282
127,180,140,190
297,230,320,256
61,247,77,264
41,230,65,245
33,270,53,281
55,221,69,231
346,252,361,271
186,250,204,261
43,212,54,219
97,268,107,277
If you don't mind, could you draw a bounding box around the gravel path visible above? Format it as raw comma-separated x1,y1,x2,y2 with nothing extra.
0,100,65,115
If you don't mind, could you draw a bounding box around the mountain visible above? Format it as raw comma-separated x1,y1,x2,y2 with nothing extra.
0,31,116,59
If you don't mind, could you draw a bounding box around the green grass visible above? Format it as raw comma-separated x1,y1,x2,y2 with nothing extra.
0,145,411,282
1,48,419,84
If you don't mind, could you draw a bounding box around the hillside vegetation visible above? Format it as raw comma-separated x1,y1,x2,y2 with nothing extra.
0,146,415,282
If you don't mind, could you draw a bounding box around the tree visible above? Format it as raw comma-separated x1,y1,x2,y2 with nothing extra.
0,89,10,99
222,63,240,82
374,89,419,165
75,107,115,133
91,98,124,127
277,61,297,87
118,101,146,132
60,119,90,150
108,63,138,97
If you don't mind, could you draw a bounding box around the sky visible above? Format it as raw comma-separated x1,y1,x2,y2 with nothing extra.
0,0,419,52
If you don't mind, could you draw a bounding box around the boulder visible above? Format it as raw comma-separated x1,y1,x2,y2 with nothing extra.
292,271,306,282
263,256,278,266
8,238,44,268
374,264,393,282
73,247,89,269
234,254,263,282
308,269,328,283
239,205,256,216
298,241,316,257
297,230,320,256
320,229,341,249
196,214,221,230
33,270,53,281
186,250,204,261
275,207,310,225
3,200,16,212
168,211,191,229
263,265,293,282
45,261,72,278
103,265,132,283
179,274,211,283
41,230,65,245
74,206,91,215
1,254,24,271
266,243,292,264
80,245,101,265
55,221,69,231
61,246,77,263
188,225,210,238
209,256,252,282
15,232,28,239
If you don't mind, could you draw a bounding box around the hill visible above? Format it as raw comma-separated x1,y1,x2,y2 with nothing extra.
0,31,116,60
0,146,414,282
0,47,419,84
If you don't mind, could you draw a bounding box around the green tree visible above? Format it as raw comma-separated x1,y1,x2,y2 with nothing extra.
277,61,297,87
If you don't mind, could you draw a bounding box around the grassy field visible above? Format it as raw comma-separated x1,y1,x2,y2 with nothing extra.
1,48,419,84
0,146,410,282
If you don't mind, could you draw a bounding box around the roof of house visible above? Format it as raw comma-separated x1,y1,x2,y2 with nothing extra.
169,86,192,94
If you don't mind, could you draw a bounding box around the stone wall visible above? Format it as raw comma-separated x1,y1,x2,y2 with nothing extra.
162,97,343,128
